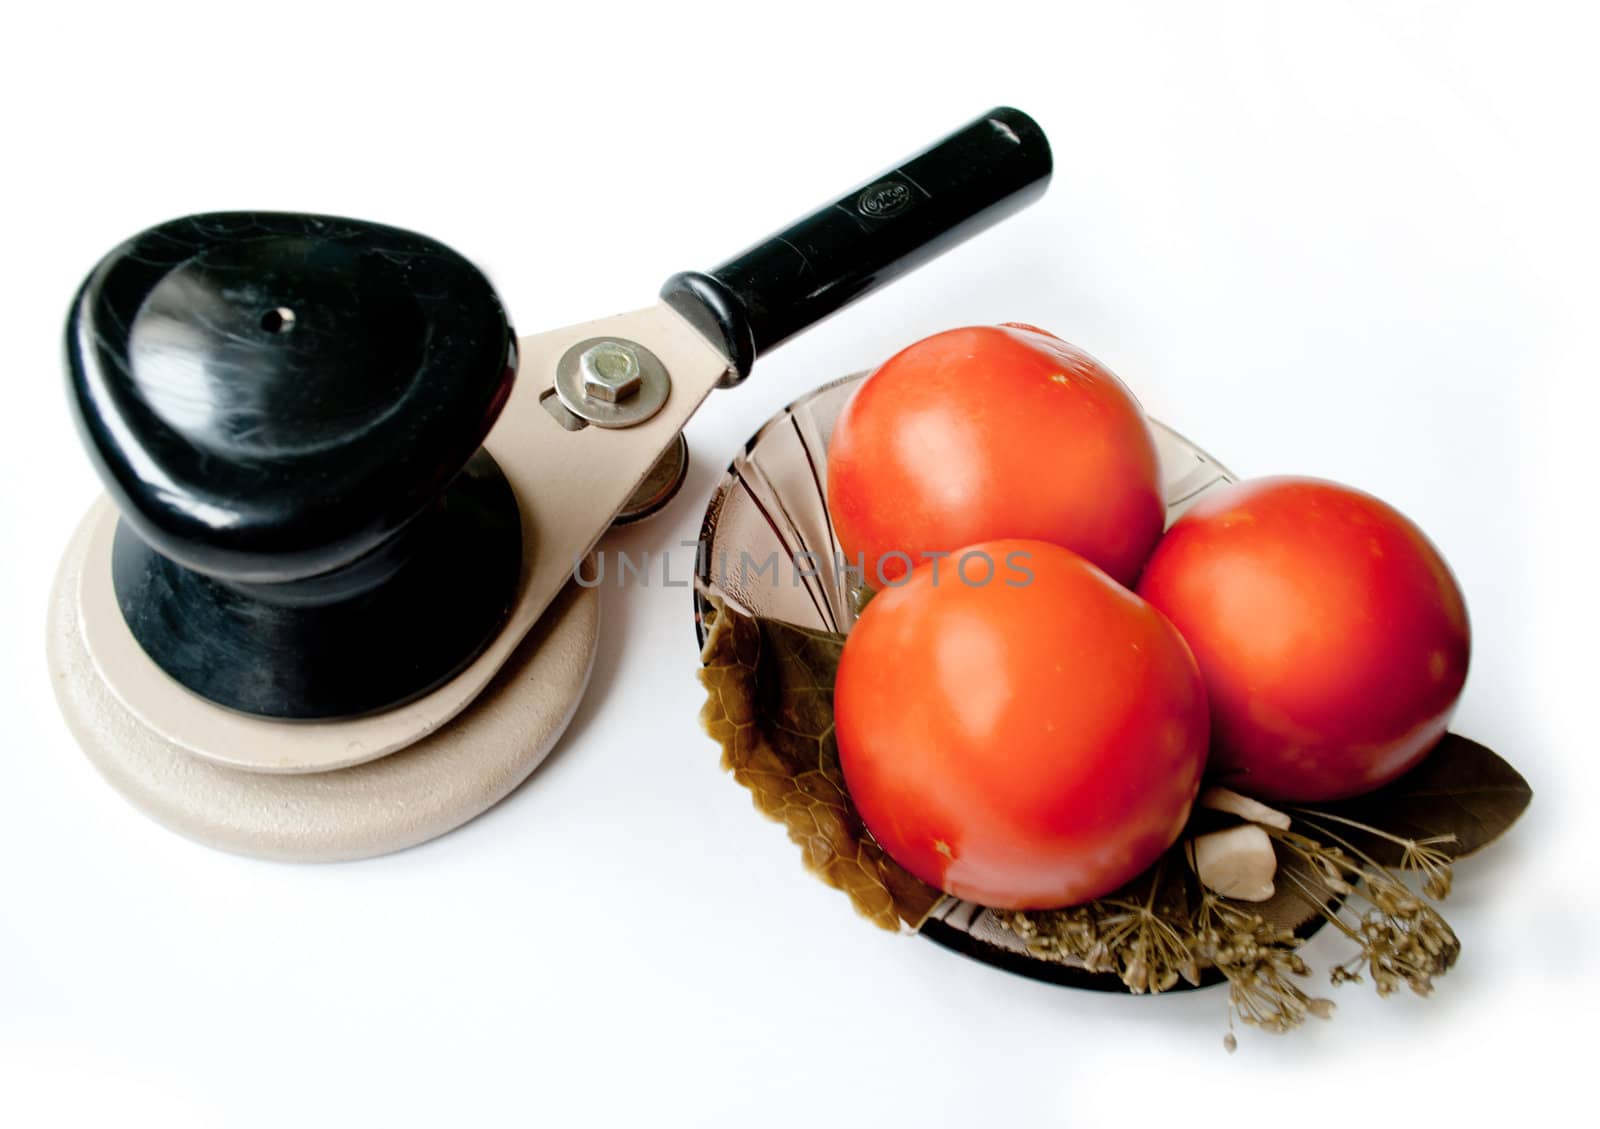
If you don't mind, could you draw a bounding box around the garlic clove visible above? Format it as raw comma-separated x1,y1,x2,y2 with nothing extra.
1198,786,1291,831
1194,824,1278,902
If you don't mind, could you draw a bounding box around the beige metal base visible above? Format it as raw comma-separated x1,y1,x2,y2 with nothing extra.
47,505,601,862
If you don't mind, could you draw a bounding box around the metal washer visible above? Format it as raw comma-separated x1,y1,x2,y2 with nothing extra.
554,337,671,428
613,433,690,525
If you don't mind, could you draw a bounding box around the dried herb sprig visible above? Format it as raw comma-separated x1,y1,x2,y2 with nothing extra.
1088,858,1205,993
995,858,1205,994
998,811,1467,1048
1268,819,1461,999
1292,807,1457,900
1195,889,1333,1045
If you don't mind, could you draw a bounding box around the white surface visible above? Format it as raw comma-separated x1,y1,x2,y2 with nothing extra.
2,2,1594,1125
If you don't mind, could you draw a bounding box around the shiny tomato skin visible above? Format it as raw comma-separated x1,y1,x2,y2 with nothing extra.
834,539,1209,910
1135,477,1471,803
826,325,1164,587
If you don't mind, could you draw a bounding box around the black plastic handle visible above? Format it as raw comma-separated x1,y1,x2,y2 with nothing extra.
661,106,1051,385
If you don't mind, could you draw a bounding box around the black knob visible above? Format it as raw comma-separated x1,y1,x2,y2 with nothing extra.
66,212,523,720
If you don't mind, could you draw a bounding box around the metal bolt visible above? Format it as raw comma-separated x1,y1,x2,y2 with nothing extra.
554,336,670,428
580,341,643,403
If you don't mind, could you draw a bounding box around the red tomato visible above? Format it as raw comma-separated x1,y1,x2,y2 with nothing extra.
1136,477,1471,803
834,539,1209,910
827,325,1164,587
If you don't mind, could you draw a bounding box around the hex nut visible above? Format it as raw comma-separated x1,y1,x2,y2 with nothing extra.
553,337,671,428
580,341,643,403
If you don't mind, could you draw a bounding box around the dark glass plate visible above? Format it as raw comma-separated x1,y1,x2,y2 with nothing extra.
694,372,1251,991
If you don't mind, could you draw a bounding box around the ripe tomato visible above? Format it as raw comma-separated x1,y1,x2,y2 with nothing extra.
826,325,1164,587
834,539,1209,910
1136,477,1471,803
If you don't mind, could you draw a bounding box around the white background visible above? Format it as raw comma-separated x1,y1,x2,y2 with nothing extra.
2,2,1595,1125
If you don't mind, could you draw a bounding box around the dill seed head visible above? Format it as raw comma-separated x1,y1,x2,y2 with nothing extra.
990,812,1463,1049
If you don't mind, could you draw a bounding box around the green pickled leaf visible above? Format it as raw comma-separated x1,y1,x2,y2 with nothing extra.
697,599,943,932
1297,733,1533,868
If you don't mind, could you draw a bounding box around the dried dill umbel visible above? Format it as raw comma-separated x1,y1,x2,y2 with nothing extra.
1271,818,1461,999
996,809,1461,1050
1089,861,1204,993
1194,889,1333,1045
997,858,1202,994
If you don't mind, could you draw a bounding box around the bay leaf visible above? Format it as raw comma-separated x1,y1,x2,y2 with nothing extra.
697,600,943,932
1297,733,1533,868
